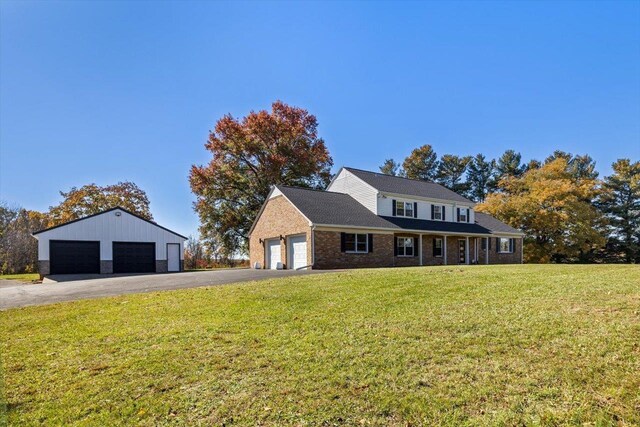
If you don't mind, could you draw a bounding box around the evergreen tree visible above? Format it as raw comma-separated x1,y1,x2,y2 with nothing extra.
597,159,640,263
379,158,401,176
402,144,439,181
495,149,526,181
545,151,598,181
467,154,495,202
436,154,471,195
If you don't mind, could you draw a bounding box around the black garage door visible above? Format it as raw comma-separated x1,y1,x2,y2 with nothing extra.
50,240,100,275
113,242,156,273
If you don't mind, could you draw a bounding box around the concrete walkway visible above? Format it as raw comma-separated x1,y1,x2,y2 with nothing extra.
0,269,330,310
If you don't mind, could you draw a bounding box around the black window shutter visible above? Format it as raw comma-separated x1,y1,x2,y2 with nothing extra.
340,232,346,252
442,205,446,221
510,238,514,253
413,237,419,256
467,209,470,223
496,237,500,251
488,238,491,250
393,236,398,256
431,204,435,220
414,202,418,218
432,238,436,254
457,208,460,222
392,200,397,216
368,234,373,253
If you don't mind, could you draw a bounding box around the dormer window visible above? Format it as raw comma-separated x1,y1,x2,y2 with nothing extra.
394,200,415,218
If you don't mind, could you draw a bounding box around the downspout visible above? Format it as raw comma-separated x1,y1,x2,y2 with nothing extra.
311,225,316,268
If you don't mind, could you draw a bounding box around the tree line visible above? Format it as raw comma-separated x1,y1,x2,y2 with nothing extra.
189,101,638,264
380,145,639,263
2,101,637,272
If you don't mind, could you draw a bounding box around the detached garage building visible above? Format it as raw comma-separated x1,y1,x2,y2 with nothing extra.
33,207,187,276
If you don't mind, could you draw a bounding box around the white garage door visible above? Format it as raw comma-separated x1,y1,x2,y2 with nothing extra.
266,239,281,270
289,235,307,270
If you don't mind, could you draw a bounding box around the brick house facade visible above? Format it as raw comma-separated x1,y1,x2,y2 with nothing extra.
249,169,524,270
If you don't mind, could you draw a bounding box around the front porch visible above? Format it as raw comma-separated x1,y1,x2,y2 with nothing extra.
394,234,494,267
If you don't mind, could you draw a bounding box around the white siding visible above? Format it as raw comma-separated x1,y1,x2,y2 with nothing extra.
377,197,432,219
326,169,378,213
34,209,185,261
379,196,476,223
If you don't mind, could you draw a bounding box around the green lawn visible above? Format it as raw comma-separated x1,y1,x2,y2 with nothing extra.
0,273,39,282
1,265,639,426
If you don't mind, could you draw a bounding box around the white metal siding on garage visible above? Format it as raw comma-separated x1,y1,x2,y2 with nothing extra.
326,169,378,213
36,209,185,261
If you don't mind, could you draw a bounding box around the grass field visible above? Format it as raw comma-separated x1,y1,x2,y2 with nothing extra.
0,273,39,282
1,264,639,426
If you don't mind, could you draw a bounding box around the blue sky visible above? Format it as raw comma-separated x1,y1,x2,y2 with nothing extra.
1,0,639,236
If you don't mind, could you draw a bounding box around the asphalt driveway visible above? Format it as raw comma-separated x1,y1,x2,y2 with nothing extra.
0,269,331,310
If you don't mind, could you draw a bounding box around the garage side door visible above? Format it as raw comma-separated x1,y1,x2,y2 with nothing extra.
50,240,100,275
113,242,156,273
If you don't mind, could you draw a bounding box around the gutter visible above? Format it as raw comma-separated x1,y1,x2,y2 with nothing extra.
313,223,524,238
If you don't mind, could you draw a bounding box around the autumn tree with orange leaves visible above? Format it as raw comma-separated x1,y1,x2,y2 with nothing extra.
476,158,606,263
190,101,333,255
47,182,153,226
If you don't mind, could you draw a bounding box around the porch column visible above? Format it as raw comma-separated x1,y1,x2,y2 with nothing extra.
419,234,423,266
474,238,478,264
443,235,448,265
486,237,489,265
465,236,470,265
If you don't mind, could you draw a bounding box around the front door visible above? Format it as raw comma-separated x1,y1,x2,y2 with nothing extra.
459,239,466,264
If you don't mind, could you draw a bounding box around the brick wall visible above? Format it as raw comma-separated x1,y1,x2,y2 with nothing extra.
313,231,395,269
421,235,445,266
249,195,312,269
393,233,421,267
477,236,522,264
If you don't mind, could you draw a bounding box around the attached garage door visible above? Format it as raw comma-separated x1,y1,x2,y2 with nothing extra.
266,239,281,270
113,242,156,273
288,235,307,270
50,240,100,275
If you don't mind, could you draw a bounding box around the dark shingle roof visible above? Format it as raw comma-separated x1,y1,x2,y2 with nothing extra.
274,185,522,236
380,216,493,234
474,212,521,234
277,186,393,228
344,167,473,204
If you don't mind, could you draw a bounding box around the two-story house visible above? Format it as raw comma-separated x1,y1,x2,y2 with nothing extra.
249,167,523,270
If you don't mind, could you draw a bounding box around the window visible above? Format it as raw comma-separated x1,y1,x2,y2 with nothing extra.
395,201,414,218
433,205,442,220
433,238,443,257
345,233,368,253
498,238,514,253
459,209,467,222
396,237,414,256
